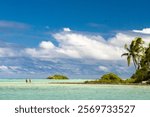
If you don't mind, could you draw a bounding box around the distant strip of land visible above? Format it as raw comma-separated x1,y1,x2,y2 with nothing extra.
47,82,150,85
48,82,84,84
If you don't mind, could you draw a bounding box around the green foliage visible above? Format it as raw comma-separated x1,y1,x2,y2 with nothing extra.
124,78,136,84
47,74,69,80
85,73,124,84
140,44,150,70
131,68,150,83
122,37,144,70
99,73,124,84
122,37,150,83
101,73,121,80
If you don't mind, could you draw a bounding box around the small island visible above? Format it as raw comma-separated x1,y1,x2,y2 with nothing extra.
85,73,125,84
47,74,69,80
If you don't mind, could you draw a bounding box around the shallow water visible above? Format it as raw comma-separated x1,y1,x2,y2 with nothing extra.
0,79,150,100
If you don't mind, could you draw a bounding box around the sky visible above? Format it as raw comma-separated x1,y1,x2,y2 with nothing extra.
0,0,150,79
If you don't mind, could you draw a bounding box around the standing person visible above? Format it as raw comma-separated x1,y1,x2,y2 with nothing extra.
26,79,28,83
29,79,31,83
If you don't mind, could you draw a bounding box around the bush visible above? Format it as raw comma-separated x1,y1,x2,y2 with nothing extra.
85,73,124,84
99,73,124,84
125,78,136,83
47,74,69,80
131,68,150,83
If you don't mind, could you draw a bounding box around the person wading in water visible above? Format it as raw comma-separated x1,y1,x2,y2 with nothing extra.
29,79,31,83
25,79,28,83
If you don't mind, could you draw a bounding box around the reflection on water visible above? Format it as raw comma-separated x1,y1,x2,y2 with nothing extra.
0,79,150,100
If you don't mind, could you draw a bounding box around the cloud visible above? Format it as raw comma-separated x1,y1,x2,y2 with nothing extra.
0,65,21,72
25,28,150,61
53,32,125,60
1,27,150,61
0,20,30,29
0,48,22,57
98,66,109,72
0,41,25,58
25,47,61,59
133,28,150,34
39,41,55,49
63,27,71,32
108,33,134,47
0,65,8,71
25,31,125,60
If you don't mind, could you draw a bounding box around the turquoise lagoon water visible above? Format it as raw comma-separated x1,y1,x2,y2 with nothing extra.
0,79,150,100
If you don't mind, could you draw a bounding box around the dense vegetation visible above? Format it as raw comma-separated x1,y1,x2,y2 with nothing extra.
85,37,150,84
100,73,124,83
47,74,69,80
122,37,150,83
85,73,124,84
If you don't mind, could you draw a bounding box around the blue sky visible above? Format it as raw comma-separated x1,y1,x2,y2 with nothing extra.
0,0,150,78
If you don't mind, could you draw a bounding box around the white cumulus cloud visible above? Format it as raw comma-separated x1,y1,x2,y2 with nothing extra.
63,27,71,32
39,41,55,49
108,33,134,47
133,28,150,34
25,31,126,60
52,32,125,60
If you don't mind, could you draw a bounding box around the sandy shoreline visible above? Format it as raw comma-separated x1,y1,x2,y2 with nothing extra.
48,82,150,86
48,82,85,84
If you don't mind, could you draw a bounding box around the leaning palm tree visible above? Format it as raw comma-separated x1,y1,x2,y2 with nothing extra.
122,37,144,70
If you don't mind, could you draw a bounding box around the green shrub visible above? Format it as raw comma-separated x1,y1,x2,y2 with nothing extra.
85,73,124,84
47,74,69,80
99,73,124,84
125,78,136,83
131,68,150,83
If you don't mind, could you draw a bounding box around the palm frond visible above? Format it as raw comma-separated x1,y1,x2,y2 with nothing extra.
121,53,128,57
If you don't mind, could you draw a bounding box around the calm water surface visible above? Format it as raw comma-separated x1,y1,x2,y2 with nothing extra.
0,79,150,100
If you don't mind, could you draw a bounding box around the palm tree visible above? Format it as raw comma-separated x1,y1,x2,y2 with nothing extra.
121,37,144,70
123,38,150,82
